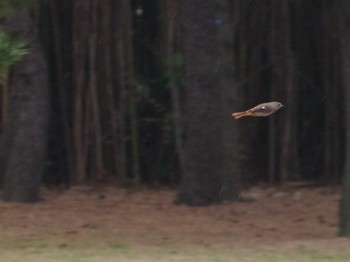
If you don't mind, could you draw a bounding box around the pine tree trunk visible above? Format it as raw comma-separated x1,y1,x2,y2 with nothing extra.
279,0,299,183
1,10,49,202
163,0,186,179
89,0,104,177
123,0,141,184
339,0,350,237
177,0,239,205
114,0,128,182
48,0,74,183
72,0,88,183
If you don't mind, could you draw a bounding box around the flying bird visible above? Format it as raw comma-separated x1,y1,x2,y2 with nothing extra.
232,101,284,119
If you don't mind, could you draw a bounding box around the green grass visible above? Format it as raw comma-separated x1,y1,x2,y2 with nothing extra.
0,243,348,262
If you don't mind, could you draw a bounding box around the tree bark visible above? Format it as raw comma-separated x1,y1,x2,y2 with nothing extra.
279,0,299,183
48,0,73,183
339,0,350,237
124,0,141,184
163,0,185,179
72,0,88,183
89,0,104,177
1,10,49,202
177,0,239,205
113,0,128,182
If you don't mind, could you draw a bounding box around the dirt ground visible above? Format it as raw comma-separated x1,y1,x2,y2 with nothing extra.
0,184,349,258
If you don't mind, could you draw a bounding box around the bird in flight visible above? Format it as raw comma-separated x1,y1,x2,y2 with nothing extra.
232,101,284,119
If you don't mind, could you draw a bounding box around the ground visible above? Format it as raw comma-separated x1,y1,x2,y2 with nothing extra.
0,184,349,261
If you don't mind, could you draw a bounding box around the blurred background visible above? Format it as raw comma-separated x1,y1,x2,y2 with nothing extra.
0,0,348,204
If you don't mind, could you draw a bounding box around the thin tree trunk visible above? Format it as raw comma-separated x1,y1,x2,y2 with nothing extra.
123,0,140,184
279,0,299,183
112,0,128,182
100,0,118,179
220,1,240,200
323,0,333,182
268,0,278,184
323,3,344,183
72,1,88,183
164,0,185,177
339,0,350,237
49,0,74,182
89,0,104,176
1,70,9,129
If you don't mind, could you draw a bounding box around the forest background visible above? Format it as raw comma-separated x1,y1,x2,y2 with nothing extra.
1,0,350,236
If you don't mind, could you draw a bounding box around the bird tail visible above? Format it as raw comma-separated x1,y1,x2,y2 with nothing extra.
231,111,252,119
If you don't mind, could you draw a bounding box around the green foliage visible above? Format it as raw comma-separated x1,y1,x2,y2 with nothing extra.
0,29,28,70
0,0,41,18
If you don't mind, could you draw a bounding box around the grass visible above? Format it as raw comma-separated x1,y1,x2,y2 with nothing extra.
0,242,348,262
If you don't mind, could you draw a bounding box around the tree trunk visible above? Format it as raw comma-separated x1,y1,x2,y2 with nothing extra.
48,0,73,183
177,0,239,205
1,10,49,202
339,0,350,237
278,0,299,183
102,0,120,179
162,0,185,179
89,0,104,177
1,70,9,130
113,0,128,182
123,0,141,184
72,1,88,183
